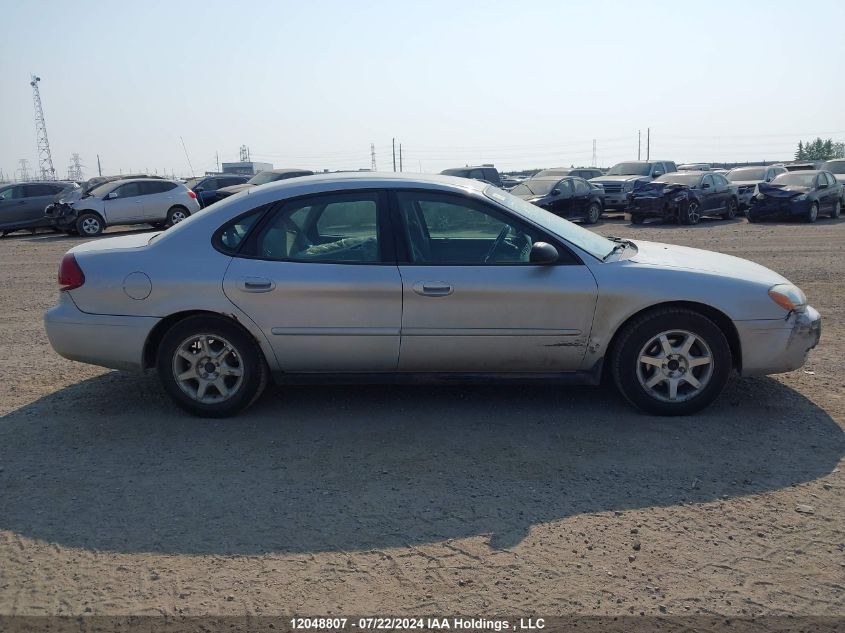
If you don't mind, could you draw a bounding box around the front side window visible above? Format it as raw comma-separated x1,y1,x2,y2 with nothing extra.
556,179,574,196
113,182,143,198
702,175,715,189
395,191,543,265
0,187,14,200
255,192,380,263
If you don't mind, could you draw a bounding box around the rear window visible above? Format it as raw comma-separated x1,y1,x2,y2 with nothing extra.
214,208,265,254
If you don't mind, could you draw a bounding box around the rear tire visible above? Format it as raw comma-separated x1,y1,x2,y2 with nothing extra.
630,214,645,225
805,202,818,223
611,307,732,416
722,197,737,220
157,315,268,418
679,199,701,225
584,201,602,224
166,206,189,227
75,212,104,236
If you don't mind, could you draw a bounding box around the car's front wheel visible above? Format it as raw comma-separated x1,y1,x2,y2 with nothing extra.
75,212,104,236
157,315,268,417
830,200,841,219
611,307,732,416
806,202,819,223
679,200,701,225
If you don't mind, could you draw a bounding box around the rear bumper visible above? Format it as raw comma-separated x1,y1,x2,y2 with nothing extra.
44,293,160,372
736,306,821,376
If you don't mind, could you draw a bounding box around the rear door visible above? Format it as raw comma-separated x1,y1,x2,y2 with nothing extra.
572,178,592,215
103,181,147,223
392,189,598,372
140,181,179,220
222,190,402,372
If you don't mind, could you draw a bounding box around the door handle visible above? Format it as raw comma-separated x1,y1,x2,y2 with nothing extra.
239,277,276,293
413,281,453,297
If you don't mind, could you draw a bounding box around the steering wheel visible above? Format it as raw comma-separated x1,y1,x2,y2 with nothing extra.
483,225,511,263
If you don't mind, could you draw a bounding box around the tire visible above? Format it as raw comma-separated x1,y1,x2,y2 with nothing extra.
805,202,818,223
722,197,737,220
746,212,758,223
157,315,269,418
75,212,104,236
679,199,701,225
830,200,841,219
150,222,167,230
584,202,602,224
166,206,189,227
630,214,645,225
611,307,732,416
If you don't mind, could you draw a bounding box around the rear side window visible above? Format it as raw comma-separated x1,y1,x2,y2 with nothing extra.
141,181,178,194
573,179,590,194
215,208,265,254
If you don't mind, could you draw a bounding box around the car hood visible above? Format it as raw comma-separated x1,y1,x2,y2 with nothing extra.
629,240,787,285
757,182,810,198
591,174,649,183
69,232,157,254
217,183,255,195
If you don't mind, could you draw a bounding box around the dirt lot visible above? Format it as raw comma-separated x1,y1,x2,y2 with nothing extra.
0,216,843,619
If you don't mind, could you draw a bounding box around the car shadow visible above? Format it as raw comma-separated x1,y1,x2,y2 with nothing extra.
0,373,841,555
623,216,748,229
6,227,160,243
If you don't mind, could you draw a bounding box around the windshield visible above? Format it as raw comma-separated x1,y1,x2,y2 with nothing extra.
821,160,845,174
607,162,652,176
247,171,279,186
772,173,815,187
655,173,701,186
484,185,616,260
510,179,558,196
727,167,766,181
88,182,117,198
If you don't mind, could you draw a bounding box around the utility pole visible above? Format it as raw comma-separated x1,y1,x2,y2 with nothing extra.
399,144,403,172
216,152,220,173
591,139,597,167
97,154,102,176
392,138,396,172
638,130,641,160
370,143,377,171
29,75,56,180
180,136,195,176
646,127,650,160
17,159,31,181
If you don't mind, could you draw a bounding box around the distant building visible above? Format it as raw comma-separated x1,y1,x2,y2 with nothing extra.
221,161,273,176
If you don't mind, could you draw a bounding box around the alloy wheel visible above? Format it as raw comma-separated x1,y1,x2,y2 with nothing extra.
636,329,714,403
170,210,187,224
81,217,101,235
171,334,244,403
687,202,701,224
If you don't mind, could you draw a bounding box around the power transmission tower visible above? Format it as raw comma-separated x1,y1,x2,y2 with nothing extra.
29,75,56,180
67,153,84,181
370,143,377,170
239,145,251,162
17,159,31,181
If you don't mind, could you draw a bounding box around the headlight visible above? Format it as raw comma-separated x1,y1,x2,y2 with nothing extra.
768,283,807,313
623,181,636,192
793,194,808,201
756,192,765,200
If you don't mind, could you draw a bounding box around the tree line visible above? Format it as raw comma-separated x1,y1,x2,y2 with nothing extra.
795,138,845,161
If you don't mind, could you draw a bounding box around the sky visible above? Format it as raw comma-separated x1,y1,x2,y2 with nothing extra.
1,0,844,180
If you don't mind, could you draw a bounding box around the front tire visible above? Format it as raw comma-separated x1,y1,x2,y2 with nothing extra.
806,202,818,223
157,315,268,418
630,214,645,225
75,212,104,236
679,199,701,225
830,200,841,219
611,308,732,416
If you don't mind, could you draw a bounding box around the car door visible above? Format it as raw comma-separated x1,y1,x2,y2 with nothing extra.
817,172,835,211
222,190,402,372
392,189,598,372
699,175,719,212
140,181,178,220
0,185,28,228
549,178,575,217
712,174,732,211
571,178,592,216
102,181,147,223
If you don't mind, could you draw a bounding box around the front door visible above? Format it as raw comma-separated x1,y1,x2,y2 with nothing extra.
549,178,575,218
103,181,147,223
391,189,598,372
223,190,402,372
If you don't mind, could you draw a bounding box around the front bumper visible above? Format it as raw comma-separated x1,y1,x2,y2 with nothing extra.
44,293,161,372
747,198,811,221
736,189,754,210
601,192,630,209
627,196,679,219
735,306,821,376
44,202,78,229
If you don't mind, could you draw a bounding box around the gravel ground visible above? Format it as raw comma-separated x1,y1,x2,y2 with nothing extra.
0,217,843,619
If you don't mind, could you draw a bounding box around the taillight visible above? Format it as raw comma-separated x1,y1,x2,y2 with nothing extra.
187,190,197,199
58,253,85,291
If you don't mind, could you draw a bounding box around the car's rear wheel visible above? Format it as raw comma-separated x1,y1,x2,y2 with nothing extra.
166,206,189,227
630,214,644,225
679,200,701,225
75,212,104,236
722,197,737,220
611,308,732,416
584,202,602,224
157,315,268,417
830,200,841,219
806,202,818,223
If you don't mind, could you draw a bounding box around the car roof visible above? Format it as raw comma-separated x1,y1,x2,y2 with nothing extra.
442,166,497,172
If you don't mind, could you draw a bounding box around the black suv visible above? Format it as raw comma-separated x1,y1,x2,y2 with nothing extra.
440,165,503,187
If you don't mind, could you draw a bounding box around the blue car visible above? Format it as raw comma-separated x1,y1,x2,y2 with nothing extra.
185,175,249,208
748,170,843,223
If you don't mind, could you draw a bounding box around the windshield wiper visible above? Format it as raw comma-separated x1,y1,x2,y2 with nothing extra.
602,236,635,261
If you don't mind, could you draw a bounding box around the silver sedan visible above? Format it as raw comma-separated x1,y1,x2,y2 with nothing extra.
44,173,821,417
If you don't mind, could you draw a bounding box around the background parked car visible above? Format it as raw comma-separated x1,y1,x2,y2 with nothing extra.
748,170,842,223
820,158,845,185
186,175,249,207
0,181,78,236
627,171,739,225
440,165,503,187
211,168,315,204
726,165,788,210
589,160,678,211
678,163,711,171
46,177,200,236
533,167,604,180
510,176,605,223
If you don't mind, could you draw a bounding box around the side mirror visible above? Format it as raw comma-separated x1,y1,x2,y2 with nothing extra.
818,182,828,189
702,183,711,189
104,191,118,200
551,189,560,196
194,186,204,193
652,171,663,178
529,242,559,264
